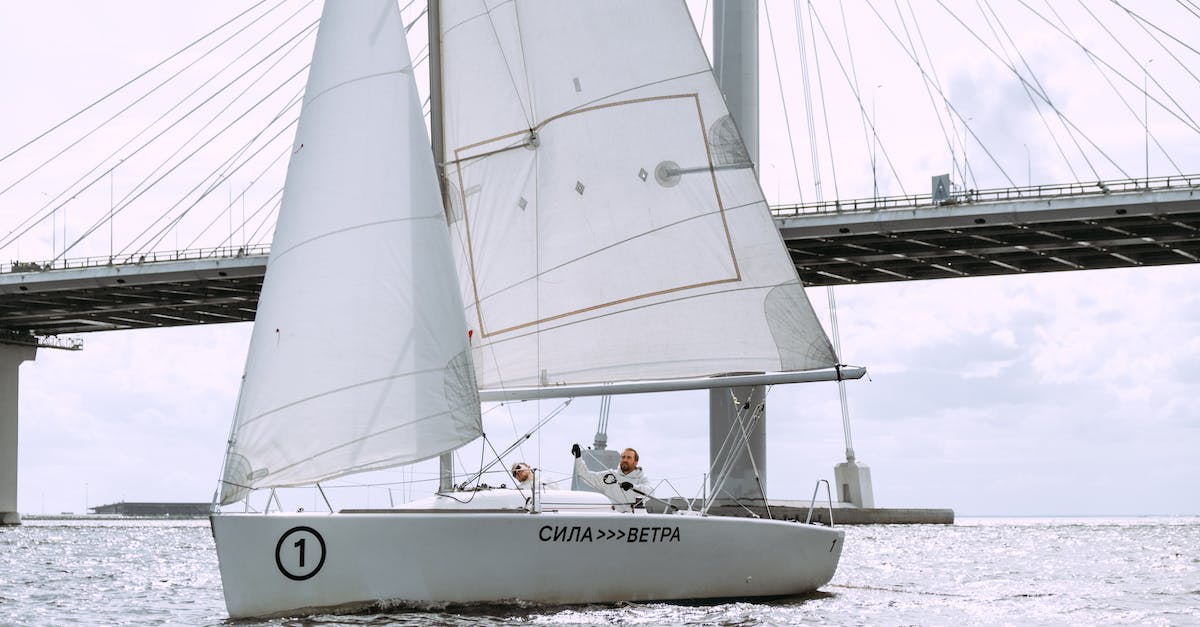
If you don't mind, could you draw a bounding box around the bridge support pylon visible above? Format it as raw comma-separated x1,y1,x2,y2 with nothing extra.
0,343,36,525
709,386,767,503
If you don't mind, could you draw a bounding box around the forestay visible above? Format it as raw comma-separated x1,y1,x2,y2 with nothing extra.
219,0,480,505
438,1,838,393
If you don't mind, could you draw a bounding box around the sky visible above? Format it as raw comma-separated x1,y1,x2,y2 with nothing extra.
2,1,1198,517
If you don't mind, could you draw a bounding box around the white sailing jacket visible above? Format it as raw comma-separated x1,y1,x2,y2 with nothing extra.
573,457,653,512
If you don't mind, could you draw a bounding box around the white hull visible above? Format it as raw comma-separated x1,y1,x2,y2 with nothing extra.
211,493,844,618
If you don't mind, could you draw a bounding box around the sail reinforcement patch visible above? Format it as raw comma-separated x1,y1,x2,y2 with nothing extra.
443,349,481,429
764,281,836,370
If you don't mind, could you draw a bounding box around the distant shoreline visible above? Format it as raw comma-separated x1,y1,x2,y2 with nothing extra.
21,514,208,521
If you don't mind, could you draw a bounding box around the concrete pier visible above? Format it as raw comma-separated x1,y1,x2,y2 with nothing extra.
706,502,954,525
671,499,954,525
1,343,36,525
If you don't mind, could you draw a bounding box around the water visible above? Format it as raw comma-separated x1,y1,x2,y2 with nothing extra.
1,517,1196,625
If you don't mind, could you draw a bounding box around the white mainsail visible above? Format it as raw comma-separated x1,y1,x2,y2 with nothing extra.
437,1,839,394
218,0,480,504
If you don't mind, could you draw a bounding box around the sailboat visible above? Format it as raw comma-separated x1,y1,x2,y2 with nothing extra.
210,0,865,619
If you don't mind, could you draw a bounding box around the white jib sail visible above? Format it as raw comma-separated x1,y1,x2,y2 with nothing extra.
437,1,838,393
219,0,480,505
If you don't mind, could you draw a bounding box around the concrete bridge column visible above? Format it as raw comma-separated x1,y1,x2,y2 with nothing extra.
0,344,36,525
709,386,767,503
710,0,767,505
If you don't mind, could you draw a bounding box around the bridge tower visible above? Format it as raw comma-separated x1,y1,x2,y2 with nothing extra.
709,0,769,504
0,343,36,525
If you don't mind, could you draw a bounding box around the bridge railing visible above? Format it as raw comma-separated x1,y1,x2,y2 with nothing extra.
3,244,271,275
770,173,1200,217
7,174,1199,274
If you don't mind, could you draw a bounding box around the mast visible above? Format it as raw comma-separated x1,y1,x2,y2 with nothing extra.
428,0,454,493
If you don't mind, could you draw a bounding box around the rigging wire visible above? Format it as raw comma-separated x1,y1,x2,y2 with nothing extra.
115,76,307,260
0,0,269,167
828,289,855,461
1078,1,1199,135
5,15,317,258
1066,4,1179,176
1115,0,1200,61
185,142,290,251
844,1,908,196
807,2,910,197
898,0,971,186
456,399,574,491
788,3,860,464
1070,2,1191,176
837,2,877,195
10,2,1199,266
1008,0,1119,180
794,1,825,199
61,26,316,262
853,0,1018,187
130,66,309,256
0,1,290,198
1011,0,1200,145
239,192,283,248
987,0,1079,183
702,387,771,518
203,112,298,244
111,24,316,259
762,1,805,204
203,6,431,254
481,1,535,131
804,1,843,203
0,0,304,251
974,0,1091,184
138,105,302,256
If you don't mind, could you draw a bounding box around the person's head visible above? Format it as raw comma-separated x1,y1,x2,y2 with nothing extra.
619,448,639,473
511,462,531,483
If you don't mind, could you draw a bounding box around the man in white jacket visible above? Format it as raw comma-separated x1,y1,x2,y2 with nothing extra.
571,444,652,512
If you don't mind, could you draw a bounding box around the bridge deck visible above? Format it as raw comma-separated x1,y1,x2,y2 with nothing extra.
776,178,1200,286
3,179,1199,338
0,249,265,340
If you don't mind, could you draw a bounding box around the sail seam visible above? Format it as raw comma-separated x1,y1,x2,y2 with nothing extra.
449,93,703,164
469,195,761,338
479,278,788,348
269,214,442,264
265,406,477,481
301,68,414,108
237,365,447,429
474,203,750,336
559,68,712,120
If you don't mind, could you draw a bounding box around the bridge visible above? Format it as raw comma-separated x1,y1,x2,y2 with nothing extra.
3,174,1197,338
781,175,1200,286
4,173,1198,525
3,1,1198,522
